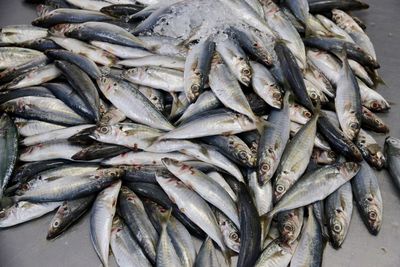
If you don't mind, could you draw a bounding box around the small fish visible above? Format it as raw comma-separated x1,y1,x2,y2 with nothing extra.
325,182,353,248
90,181,121,267
351,161,383,235
361,107,389,133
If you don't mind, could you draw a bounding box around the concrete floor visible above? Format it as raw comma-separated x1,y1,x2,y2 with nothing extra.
0,0,399,266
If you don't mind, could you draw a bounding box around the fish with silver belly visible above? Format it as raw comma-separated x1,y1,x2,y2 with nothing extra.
385,137,400,192
351,161,383,235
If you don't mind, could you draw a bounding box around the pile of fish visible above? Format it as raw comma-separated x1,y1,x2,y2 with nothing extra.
0,0,399,266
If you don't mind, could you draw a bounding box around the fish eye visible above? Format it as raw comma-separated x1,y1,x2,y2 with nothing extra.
350,122,359,130
261,163,270,172
229,232,239,241
242,68,251,76
272,92,282,100
303,111,312,118
191,84,200,94
52,219,61,228
310,92,318,100
276,184,285,193
333,223,342,233
283,224,294,233
328,151,336,158
368,211,377,220
238,151,248,160
99,126,110,134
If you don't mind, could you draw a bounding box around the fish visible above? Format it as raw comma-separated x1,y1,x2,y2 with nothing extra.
100,4,145,19
325,182,353,248
268,162,360,217
90,181,121,267
162,158,240,228
290,205,323,267
118,186,158,264
209,54,258,123
385,137,400,192
97,75,174,131
110,216,152,267
257,92,290,185
159,109,256,140
184,38,215,102
0,55,49,84
285,0,310,26
0,25,48,45
273,112,319,202
355,129,386,170
214,209,241,253
119,55,185,70
351,161,383,235
358,79,390,112
0,47,44,70
47,195,95,239
102,151,194,166
237,181,261,267
32,8,114,28
216,38,252,86
156,170,228,256
361,107,389,133
248,169,273,216
276,208,304,244
308,0,369,13
312,148,337,164
0,201,61,228
250,61,283,109
19,141,84,161
0,114,18,198
12,168,123,203
72,143,130,161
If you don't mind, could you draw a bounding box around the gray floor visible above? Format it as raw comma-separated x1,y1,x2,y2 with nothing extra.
0,1,399,266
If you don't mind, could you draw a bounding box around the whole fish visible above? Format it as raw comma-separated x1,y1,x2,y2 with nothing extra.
184,38,215,102
274,112,319,201
159,109,256,140
325,181,353,248
162,158,240,228
0,114,18,198
257,92,290,185
66,21,147,49
268,162,360,217
156,171,227,256
127,182,206,238
89,123,162,150
0,201,61,228
32,8,114,27
12,168,123,203
118,186,158,264
351,161,383,235
209,54,258,123
110,216,152,267
90,181,121,267
290,205,323,267
97,75,174,131
47,195,95,239
19,141,84,161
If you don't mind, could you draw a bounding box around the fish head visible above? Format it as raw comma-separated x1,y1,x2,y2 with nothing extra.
47,202,70,239
257,156,274,185
91,125,116,142
366,145,386,169
96,76,117,95
362,194,382,235
328,207,349,248
218,216,240,253
277,208,303,243
339,162,360,179
385,137,400,156
273,173,293,202
366,100,390,112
